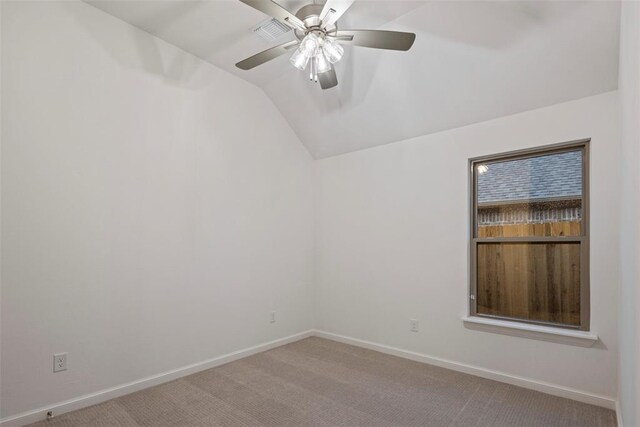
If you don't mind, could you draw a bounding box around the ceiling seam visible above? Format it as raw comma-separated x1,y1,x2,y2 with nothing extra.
80,0,314,160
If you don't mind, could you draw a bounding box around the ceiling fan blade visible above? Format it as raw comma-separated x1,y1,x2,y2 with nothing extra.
319,0,355,28
335,30,416,51
236,40,299,70
318,67,338,90
237,0,306,31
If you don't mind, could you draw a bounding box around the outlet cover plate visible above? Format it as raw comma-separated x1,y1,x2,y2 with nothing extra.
53,353,67,372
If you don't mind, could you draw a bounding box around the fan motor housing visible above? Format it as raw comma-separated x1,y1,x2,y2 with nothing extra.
294,3,338,40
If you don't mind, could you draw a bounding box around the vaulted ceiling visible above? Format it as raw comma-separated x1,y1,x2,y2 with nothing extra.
86,0,621,158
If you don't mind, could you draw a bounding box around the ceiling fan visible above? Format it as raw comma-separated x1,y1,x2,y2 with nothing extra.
235,0,416,89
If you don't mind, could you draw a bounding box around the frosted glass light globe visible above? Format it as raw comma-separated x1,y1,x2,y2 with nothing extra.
300,33,321,58
315,52,331,73
290,49,310,70
322,38,344,64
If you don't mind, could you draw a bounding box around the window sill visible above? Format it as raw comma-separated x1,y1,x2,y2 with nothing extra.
462,316,598,347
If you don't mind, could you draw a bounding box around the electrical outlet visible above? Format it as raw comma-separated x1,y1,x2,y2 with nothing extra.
270,311,276,323
410,319,419,332
53,353,67,372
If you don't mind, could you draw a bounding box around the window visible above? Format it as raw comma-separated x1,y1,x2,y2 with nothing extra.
469,140,589,330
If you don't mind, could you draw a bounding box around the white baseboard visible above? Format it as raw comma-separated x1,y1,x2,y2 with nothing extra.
0,330,314,427
1,329,618,426
312,330,617,411
616,400,624,427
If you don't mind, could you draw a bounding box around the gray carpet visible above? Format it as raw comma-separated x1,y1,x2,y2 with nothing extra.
29,337,616,427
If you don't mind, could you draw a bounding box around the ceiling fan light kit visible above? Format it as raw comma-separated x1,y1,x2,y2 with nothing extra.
291,32,342,81
236,0,416,90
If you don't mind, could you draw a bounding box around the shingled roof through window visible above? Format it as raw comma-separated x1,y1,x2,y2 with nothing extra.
477,150,582,204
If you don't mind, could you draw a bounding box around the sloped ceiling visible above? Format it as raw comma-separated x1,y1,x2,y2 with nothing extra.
86,0,620,158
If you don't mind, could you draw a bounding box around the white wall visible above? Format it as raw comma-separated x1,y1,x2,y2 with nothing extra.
618,2,640,425
0,1,314,419
316,91,620,400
